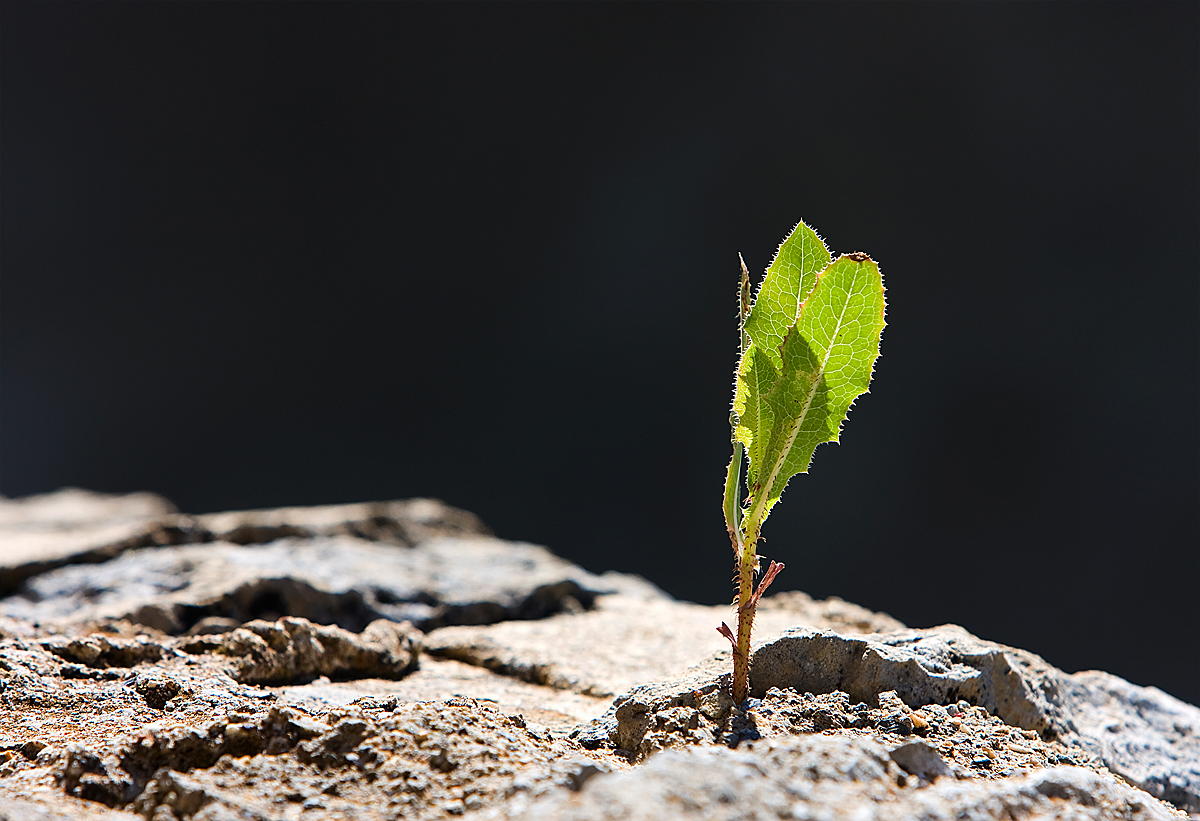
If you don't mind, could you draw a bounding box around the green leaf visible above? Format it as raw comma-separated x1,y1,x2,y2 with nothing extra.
733,343,776,489
742,253,885,527
722,222,886,707
743,221,831,373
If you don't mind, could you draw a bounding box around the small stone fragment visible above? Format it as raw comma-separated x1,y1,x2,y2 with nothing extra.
889,741,950,781
133,672,182,709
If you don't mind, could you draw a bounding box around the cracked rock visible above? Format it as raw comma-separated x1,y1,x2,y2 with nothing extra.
0,489,489,602
0,490,1194,820
424,582,904,700
476,736,1181,821
51,700,611,820
0,488,193,598
2,535,610,635
180,616,421,685
573,625,1199,812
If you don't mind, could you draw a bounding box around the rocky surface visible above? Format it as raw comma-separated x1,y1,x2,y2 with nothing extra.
576,625,1200,812
0,489,183,598
423,586,903,700
0,489,1194,820
1061,670,1200,814
477,736,1181,821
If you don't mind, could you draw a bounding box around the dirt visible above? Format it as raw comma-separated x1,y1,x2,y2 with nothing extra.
0,617,1150,821
626,687,1104,780
0,491,1191,819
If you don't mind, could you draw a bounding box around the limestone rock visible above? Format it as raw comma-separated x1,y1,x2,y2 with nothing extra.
194,497,490,546
756,590,907,635
42,633,167,669
0,489,489,600
111,616,410,688
575,625,1200,812
888,740,950,781
748,625,1067,733
0,488,189,597
179,616,422,685
477,736,1181,821
2,536,612,634
573,625,1079,750
0,489,174,530
424,583,904,699
1059,669,1200,813
0,490,1194,819
41,699,612,820
0,794,141,821
274,656,610,733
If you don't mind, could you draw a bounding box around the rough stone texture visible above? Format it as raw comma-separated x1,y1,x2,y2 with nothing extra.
476,736,1182,821
2,536,612,634
0,489,188,597
888,740,950,781
749,626,1067,734
1060,670,1200,813
426,586,904,699
0,489,1194,820
7,697,614,821
42,633,168,669
194,497,491,547
0,794,140,821
274,656,611,733
575,626,1055,747
184,617,422,686
31,616,421,689
0,490,489,600
598,685,1104,777
126,699,612,821
575,625,1200,813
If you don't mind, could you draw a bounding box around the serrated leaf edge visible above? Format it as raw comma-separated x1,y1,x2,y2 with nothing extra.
759,219,832,320
745,220,832,370
827,251,887,447
745,252,885,524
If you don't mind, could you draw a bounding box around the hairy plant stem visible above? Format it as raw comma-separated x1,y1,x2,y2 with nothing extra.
722,253,768,706
724,483,783,704
732,522,759,704
719,229,882,707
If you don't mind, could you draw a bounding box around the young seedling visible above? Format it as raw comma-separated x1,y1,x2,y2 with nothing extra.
719,221,886,705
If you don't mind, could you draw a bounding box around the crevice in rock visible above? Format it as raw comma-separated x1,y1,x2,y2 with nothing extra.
118,579,384,636
119,578,599,637
425,644,577,691
0,519,211,599
411,581,596,632
1,496,493,599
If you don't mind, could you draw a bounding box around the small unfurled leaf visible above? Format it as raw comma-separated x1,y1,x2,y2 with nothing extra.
743,221,831,373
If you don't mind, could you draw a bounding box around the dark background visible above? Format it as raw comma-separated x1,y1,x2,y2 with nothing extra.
2,3,1197,704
